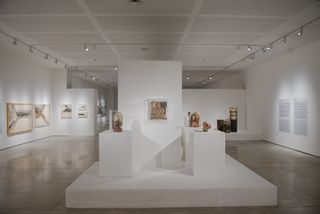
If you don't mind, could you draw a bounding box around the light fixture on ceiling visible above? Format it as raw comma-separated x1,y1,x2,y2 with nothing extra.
249,53,255,61
12,38,17,45
298,27,303,36
84,44,89,51
202,81,206,85
54,58,58,64
262,47,266,53
114,66,118,71
236,45,240,52
92,76,96,80
247,46,252,51
64,64,68,69
130,0,142,6
29,46,33,53
186,76,190,80
44,54,49,59
282,36,287,44
208,76,213,80
266,43,273,51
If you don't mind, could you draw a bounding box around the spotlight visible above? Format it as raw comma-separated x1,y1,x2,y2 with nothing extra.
249,53,255,61
208,76,213,80
12,38,17,45
247,46,252,51
29,46,34,53
262,47,266,53
186,76,190,80
92,76,96,80
266,44,273,50
298,27,303,36
54,58,58,64
114,66,118,71
64,64,68,69
130,0,142,6
84,44,89,51
236,45,240,52
44,54,49,59
202,81,206,85
282,36,287,44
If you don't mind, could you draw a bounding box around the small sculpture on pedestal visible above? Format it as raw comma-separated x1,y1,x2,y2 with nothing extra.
202,121,211,132
190,112,200,127
224,119,231,133
112,112,123,132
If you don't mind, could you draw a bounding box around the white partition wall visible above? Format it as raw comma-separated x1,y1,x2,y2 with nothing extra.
118,61,183,171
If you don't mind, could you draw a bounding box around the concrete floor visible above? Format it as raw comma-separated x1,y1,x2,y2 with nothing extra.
0,137,319,214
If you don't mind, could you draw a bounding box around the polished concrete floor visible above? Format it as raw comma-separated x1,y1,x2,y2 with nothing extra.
0,137,319,214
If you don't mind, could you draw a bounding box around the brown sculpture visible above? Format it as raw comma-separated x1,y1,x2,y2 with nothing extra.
202,121,211,132
190,112,200,127
113,112,123,132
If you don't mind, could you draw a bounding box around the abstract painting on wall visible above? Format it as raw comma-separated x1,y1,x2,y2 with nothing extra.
78,104,88,118
61,104,72,119
34,104,50,128
148,99,167,120
7,103,33,135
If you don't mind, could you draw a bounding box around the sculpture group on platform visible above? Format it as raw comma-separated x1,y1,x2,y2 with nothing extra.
186,107,238,133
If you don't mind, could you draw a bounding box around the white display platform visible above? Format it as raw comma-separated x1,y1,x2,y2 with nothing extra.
66,155,277,208
190,130,225,176
99,130,133,177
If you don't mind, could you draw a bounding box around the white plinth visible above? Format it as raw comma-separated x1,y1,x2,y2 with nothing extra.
65,155,277,208
99,130,133,177
190,130,225,176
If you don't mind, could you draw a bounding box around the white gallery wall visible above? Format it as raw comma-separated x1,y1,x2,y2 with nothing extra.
182,89,246,131
0,45,53,150
118,60,182,170
0,44,98,150
245,39,320,156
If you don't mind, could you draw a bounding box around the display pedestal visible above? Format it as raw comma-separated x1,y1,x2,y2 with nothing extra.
190,130,225,176
99,130,133,177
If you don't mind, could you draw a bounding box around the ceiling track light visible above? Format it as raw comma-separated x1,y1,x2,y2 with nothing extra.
186,76,190,80
114,66,118,71
266,43,273,51
249,53,255,61
236,45,240,52
29,46,34,53
282,36,287,44
12,38,17,45
298,27,303,36
44,54,49,59
54,58,58,64
84,44,89,52
202,81,206,85
208,76,213,80
130,0,142,6
247,46,252,51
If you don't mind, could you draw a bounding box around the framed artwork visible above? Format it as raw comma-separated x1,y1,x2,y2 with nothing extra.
78,104,88,118
7,103,33,136
34,104,50,128
61,104,72,119
148,99,167,121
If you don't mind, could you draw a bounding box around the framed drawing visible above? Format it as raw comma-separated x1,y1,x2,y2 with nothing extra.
148,99,167,121
7,103,33,136
61,104,72,119
34,104,50,128
78,104,88,118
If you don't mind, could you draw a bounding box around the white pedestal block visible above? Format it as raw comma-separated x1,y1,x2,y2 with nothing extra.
99,130,133,177
190,129,225,176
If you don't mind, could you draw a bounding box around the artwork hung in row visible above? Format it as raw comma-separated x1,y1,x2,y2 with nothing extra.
112,111,123,132
190,112,200,127
229,107,238,132
148,99,167,120
202,121,211,132
7,103,33,135
34,104,50,128
278,100,290,133
78,104,88,118
61,104,72,119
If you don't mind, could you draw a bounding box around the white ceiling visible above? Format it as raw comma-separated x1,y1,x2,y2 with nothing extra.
0,0,319,88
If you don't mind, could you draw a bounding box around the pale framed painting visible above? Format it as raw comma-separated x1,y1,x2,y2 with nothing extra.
34,104,50,128
78,104,88,118
7,103,33,136
61,104,72,119
148,99,168,121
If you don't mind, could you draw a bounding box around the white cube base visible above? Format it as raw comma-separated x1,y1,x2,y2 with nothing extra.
99,130,133,177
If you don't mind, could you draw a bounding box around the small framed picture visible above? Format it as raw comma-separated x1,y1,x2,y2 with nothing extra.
148,99,168,121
